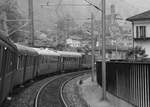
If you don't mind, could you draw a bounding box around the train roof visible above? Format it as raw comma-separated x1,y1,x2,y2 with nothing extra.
33,48,60,56
0,32,17,51
14,43,38,56
57,51,82,57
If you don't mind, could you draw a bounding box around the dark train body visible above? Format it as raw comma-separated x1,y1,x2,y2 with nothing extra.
0,33,92,105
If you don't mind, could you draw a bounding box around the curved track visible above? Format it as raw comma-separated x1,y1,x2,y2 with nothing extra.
35,70,89,107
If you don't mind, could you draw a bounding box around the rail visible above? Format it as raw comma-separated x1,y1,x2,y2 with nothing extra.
60,70,89,107
34,70,89,107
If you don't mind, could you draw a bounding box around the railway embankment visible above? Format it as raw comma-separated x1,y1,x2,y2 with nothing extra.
78,77,135,107
62,75,136,107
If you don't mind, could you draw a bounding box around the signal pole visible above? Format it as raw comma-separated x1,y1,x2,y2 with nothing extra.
28,0,34,46
101,0,107,100
91,13,95,82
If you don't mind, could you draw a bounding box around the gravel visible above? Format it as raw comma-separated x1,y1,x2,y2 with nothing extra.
62,74,90,107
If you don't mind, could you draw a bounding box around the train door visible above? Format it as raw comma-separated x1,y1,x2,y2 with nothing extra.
32,56,38,78
0,46,4,104
0,47,11,104
57,56,61,74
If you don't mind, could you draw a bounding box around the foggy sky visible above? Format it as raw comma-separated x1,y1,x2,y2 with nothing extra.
126,0,150,12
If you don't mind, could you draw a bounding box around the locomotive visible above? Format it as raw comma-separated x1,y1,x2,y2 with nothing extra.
0,32,92,105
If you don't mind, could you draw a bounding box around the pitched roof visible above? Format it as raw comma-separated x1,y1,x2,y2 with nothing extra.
127,10,150,21
70,36,82,40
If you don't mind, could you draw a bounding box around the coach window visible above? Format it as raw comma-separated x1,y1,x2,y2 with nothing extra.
68,58,69,64
19,56,21,68
21,55,24,68
66,57,68,64
28,56,30,65
45,56,47,64
43,56,45,64
25,55,27,66
46,57,48,63
44,56,46,63
28,56,30,66
41,57,43,64
31,56,33,65
40,57,42,64
10,52,14,71
9,52,12,72
29,56,31,66
17,56,20,69
6,50,10,73
47,57,49,63
1,47,6,76
26,56,28,66
30,56,32,65
27,56,30,66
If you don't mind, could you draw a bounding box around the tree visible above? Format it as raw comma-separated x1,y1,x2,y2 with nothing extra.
126,46,148,60
0,0,27,43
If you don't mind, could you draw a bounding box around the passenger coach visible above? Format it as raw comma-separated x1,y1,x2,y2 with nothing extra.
57,51,82,72
14,43,39,86
33,48,60,75
0,32,17,104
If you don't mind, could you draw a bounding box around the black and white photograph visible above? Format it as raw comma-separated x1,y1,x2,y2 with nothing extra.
0,0,149,107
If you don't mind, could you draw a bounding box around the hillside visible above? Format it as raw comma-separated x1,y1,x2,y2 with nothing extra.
16,0,142,31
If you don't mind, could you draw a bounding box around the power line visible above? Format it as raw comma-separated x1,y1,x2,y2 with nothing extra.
84,0,102,12
40,4,90,7
6,19,29,22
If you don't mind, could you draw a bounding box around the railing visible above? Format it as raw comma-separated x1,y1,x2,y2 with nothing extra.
96,61,150,107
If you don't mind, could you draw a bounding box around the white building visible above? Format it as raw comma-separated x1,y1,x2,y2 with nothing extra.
127,10,150,57
66,37,82,48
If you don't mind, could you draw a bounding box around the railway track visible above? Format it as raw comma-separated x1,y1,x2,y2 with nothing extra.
1,70,88,107
35,70,89,107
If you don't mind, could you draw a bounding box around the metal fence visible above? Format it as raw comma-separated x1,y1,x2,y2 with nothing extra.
96,61,150,107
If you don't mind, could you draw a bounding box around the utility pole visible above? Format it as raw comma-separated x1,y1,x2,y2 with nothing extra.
84,0,107,101
28,0,34,46
65,18,70,49
91,13,95,82
132,22,135,60
101,0,107,100
66,18,69,39
56,23,58,46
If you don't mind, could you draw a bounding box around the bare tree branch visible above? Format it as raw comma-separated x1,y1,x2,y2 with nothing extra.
8,22,28,36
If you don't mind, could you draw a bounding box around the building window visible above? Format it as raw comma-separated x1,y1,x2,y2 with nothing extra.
136,26,146,38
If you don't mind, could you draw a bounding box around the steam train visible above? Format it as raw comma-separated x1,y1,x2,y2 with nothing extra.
0,32,92,105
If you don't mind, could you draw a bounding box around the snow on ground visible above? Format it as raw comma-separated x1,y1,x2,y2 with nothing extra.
78,77,134,107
